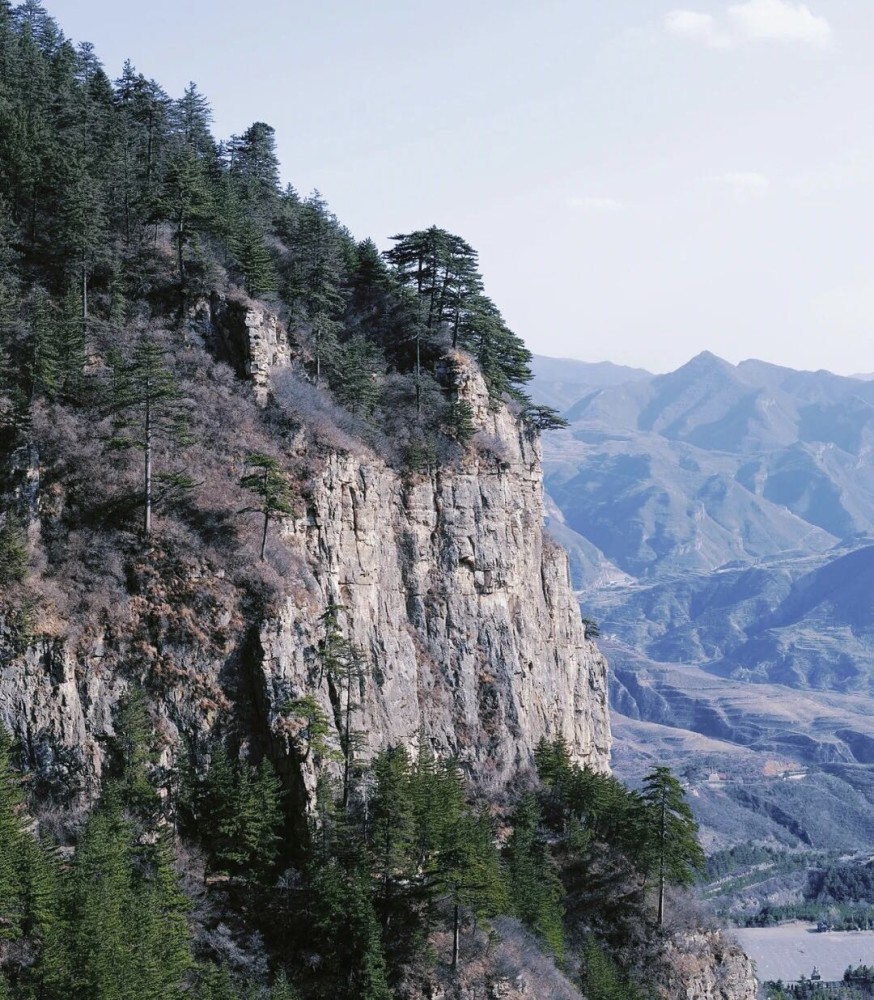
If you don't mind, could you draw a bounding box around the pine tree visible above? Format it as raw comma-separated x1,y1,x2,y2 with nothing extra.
317,599,368,809
505,794,565,958
0,724,25,942
640,766,705,926
109,688,160,819
332,334,380,416
133,832,192,998
157,145,214,288
231,220,276,298
306,855,391,1000
368,746,415,917
437,809,507,970
283,192,346,387
65,805,139,1000
196,965,240,1000
228,121,280,224
238,452,295,561
108,334,193,538
0,513,28,585
269,971,300,1000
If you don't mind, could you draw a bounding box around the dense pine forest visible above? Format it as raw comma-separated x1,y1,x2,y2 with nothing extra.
0,3,713,998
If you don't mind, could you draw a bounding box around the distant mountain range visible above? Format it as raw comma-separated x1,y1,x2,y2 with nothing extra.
532,352,874,848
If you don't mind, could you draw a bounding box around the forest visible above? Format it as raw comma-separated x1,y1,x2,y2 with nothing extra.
0,2,709,997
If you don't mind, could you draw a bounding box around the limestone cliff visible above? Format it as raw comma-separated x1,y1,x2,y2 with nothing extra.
260,350,611,793
0,300,610,799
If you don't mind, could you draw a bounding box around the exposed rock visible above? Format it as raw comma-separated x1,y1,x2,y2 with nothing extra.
0,342,610,798
654,929,758,1000
260,357,610,792
191,292,296,398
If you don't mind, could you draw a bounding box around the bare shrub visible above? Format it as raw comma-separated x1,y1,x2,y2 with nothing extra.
270,370,377,457
473,431,511,467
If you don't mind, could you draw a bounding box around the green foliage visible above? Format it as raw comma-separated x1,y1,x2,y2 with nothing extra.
283,695,337,764
108,688,160,818
193,742,284,883
0,725,26,942
640,766,705,925
505,794,565,959
231,220,276,297
317,598,369,809
109,335,193,537
239,452,295,560
580,936,646,1000
62,803,192,1000
444,398,475,445
304,855,391,1000
0,513,28,585
332,334,381,416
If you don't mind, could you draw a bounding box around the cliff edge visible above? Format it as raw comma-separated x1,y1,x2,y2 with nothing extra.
0,300,610,800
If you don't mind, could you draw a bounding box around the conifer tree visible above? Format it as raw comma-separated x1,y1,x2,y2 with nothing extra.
158,145,214,288
305,855,391,1000
317,599,368,809
231,220,277,298
134,832,192,997
108,334,193,538
0,514,28,586
640,766,705,926
332,334,380,416
505,794,565,958
0,724,25,942
269,971,300,1000
437,809,507,970
284,192,346,387
238,452,295,561
110,689,160,819
368,746,415,918
65,805,138,1000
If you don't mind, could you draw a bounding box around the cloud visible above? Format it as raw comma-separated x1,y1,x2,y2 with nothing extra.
664,10,731,48
665,1,832,50
727,0,832,47
568,196,624,213
715,171,770,202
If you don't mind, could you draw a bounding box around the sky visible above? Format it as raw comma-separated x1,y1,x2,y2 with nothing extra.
42,0,874,374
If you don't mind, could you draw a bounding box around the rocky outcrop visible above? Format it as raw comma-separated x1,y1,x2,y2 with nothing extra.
653,929,758,1000
0,313,610,795
260,356,611,789
191,292,296,398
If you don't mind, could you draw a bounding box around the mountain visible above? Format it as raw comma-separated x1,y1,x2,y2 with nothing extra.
529,354,652,411
534,351,874,847
0,3,759,995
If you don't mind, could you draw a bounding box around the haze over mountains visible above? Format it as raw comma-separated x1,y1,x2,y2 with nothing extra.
533,351,874,847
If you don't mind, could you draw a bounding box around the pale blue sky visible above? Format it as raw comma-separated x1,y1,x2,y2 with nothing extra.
44,0,874,374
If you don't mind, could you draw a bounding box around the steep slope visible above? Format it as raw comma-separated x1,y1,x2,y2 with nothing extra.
0,303,610,806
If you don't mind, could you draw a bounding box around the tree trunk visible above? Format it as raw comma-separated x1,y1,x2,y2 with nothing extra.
259,507,269,561
81,260,88,339
144,386,152,538
342,678,352,809
657,789,667,926
415,331,421,418
177,208,186,287
451,901,460,971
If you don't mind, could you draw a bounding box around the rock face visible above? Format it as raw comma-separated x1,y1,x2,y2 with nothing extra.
261,355,611,790
0,320,610,797
193,292,296,397
654,930,758,1000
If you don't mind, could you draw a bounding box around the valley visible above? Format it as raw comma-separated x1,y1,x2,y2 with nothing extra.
534,352,874,850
